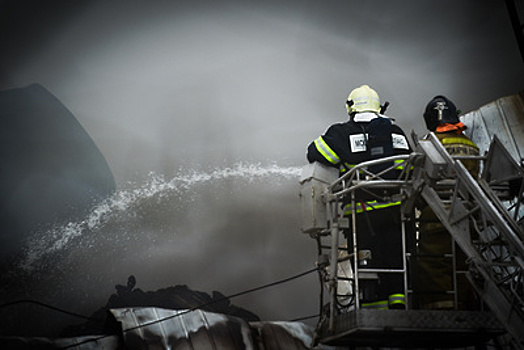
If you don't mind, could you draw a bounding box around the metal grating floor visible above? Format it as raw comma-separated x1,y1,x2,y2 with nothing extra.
318,309,506,348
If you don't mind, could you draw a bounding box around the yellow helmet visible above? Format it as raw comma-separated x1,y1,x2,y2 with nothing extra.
346,85,381,115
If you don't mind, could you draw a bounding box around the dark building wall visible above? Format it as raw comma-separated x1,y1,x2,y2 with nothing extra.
0,84,115,264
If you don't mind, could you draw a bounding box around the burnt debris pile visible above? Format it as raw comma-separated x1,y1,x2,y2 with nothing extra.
61,275,260,337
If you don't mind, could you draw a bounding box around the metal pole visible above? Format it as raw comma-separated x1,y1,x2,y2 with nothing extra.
328,201,339,333
401,191,409,309
352,189,360,310
452,237,458,310
316,236,325,319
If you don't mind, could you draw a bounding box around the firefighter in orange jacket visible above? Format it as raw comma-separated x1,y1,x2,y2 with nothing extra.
414,95,480,310
307,85,412,309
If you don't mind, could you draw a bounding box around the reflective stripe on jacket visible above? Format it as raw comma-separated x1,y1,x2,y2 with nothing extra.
313,136,340,165
339,158,407,174
434,132,480,176
344,199,401,215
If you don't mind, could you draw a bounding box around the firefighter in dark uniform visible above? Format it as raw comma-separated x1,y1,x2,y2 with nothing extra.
414,95,480,310
307,85,412,309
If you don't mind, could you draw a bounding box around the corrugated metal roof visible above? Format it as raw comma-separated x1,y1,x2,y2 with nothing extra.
250,321,322,350
462,91,524,163
110,307,251,349
0,307,333,349
109,307,334,350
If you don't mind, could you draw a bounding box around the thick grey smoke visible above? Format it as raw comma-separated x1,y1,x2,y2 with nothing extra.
1,0,523,334
5,1,523,182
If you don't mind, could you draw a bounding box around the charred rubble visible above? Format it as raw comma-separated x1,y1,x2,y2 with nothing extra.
60,275,260,337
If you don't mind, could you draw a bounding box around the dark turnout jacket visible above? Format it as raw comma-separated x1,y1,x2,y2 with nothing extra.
307,112,411,174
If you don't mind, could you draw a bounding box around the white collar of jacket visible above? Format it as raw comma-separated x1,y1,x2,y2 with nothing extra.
352,112,394,123
353,112,380,122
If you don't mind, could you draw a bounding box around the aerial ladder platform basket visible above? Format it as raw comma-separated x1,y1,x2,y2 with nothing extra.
299,131,523,348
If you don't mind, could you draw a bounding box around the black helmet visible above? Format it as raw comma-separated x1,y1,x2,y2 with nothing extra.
423,95,460,131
